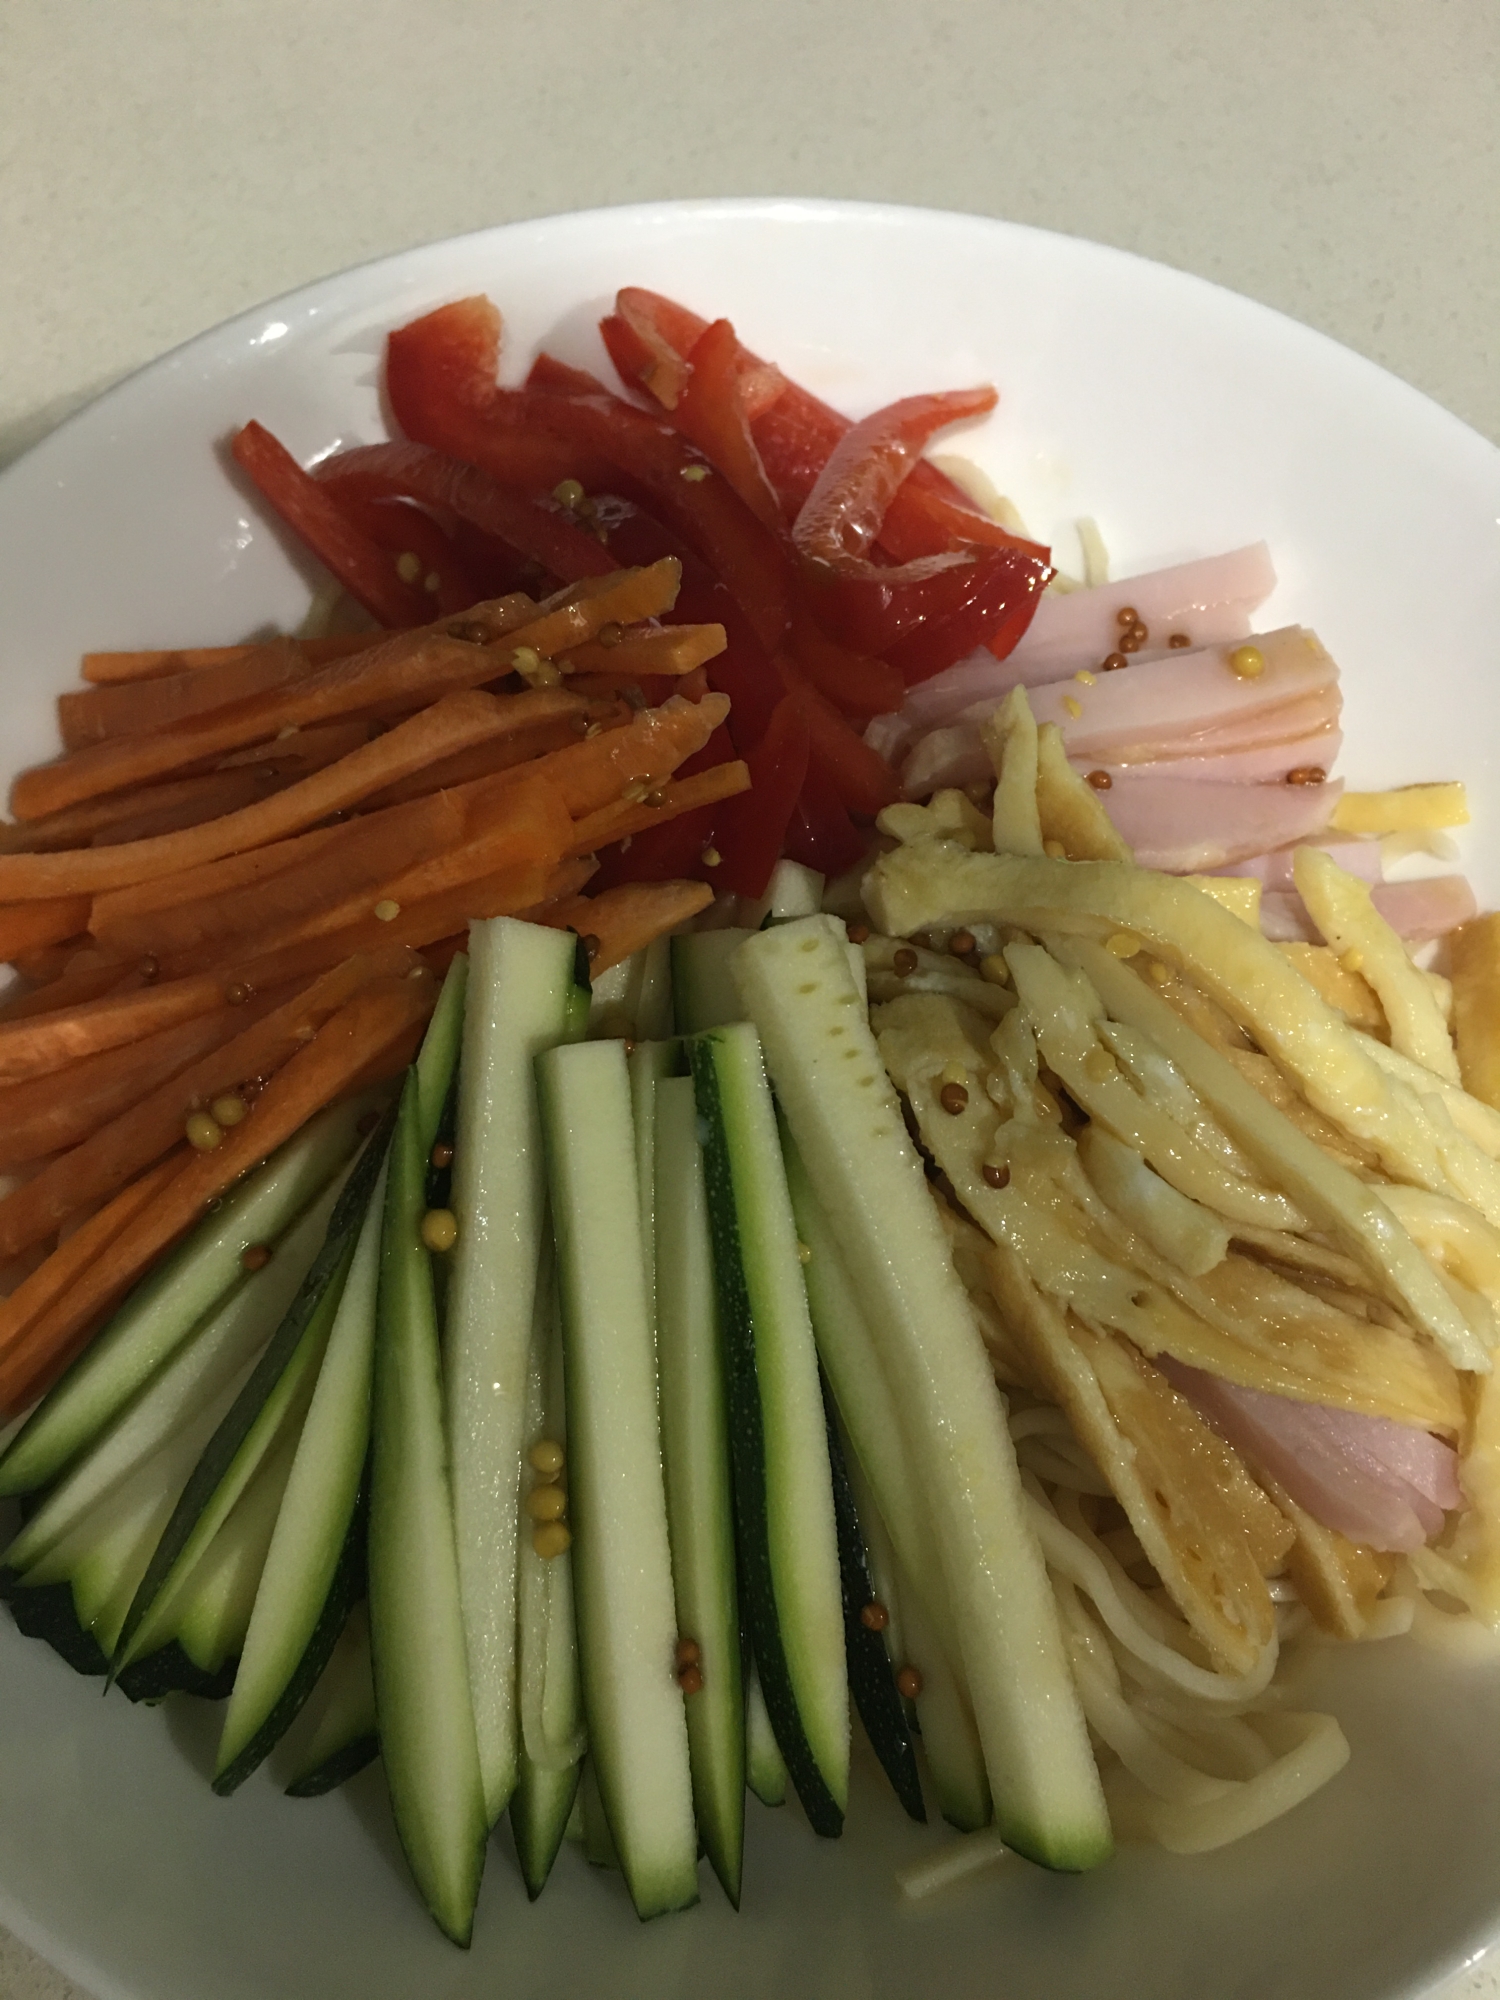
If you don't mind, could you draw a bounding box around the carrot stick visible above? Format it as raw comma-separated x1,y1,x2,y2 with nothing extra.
565,759,751,856
0,1152,188,1394
89,821,354,945
80,632,376,685
153,774,572,979
558,624,725,677
354,708,615,814
1,687,579,900
0,896,93,964
91,791,472,962
0,769,285,856
8,938,89,986
504,692,730,816
0,955,141,1027
0,956,432,1257
59,637,310,750
541,878,714,972
0,981,300,1172
12,614,542,823
0,980,433,1412
0,972,241,1085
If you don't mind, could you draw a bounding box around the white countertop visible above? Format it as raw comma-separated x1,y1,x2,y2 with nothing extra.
1,3,1497,1996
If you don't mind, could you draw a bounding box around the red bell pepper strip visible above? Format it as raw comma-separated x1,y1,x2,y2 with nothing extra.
670,320,785,534
793,388,999,567
712,694,810,899
230,421,431,627
885,544,1053,683
791,682,901,817
801,547,984,657
314,441,617,583
787,609,903,720
525,352,611,397
327,491,480,616
781,785,870,879
608,289,1043,559
606,290,786,420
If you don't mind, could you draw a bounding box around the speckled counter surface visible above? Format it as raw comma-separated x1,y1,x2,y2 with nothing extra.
0,4,1497,1996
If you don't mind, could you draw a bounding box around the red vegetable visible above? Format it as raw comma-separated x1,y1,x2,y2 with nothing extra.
792,387,999,568
670,319,785,533
712,695,810,898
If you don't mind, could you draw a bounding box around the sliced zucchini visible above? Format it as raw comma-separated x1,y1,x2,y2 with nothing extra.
629,1038,681,1335
371,1041,487,1945
537,1037,697,1920
4,1184,342,1579
445,918,587,1827
111,1119,388,1676
0,1099,370,1498
824,1401,924,1823
284,1600,379,1797
734,917,1111,1872
745,1660,788,1808
213,1151,387,1791
672,928,752,1036
688,1023,848,1835
510,1252,584,1900
654,1073,745,1906
738,859,826,931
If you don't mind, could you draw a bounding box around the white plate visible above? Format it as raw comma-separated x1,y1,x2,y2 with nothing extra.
1,199,1499,2000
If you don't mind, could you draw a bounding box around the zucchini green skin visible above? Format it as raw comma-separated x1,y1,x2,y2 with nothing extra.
688,1025,848,1838
370,1051,487,1947
671,928,753,1036
537,1038,698,1921
445,919,587,1829
4,1185,343,1581
653,1074,745,1907
284,1600,379,1797
822,1399,924,1824
0,1099,370,1499
735,917,1111,1873
111,1119,389,1676
213,1149,389,1792
512,1757,584,1900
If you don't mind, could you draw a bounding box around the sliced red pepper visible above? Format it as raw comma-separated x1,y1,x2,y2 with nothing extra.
525,352,611,397
790,681,901,817
787,608,903,720
230,421,431,627
802,548,984,657
885,543,1053,683
607,290,786,420
670,320,785,534
792,387,999,567
315,441,617,583
329,492,479,616
781,783,870,879
712,694,810,899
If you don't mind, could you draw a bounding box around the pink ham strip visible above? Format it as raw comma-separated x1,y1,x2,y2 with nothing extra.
1002,543,1277,661
1158,1357,1461,1554
1222,839,1383,890
1080,728,1342,787
867,544,1277,760
1096,773,1341,872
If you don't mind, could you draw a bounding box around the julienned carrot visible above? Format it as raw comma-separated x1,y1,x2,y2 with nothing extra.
149,773,572,979
90,820,356,945
215,719,377,776
0,769,285,857
0,970,240,1085
353,707,613,814
508,692,730,817
10,564,676,824
8,939,88,986
558,624,725,678
0,687,578,901
12,619,528,824
0,979,433,1414
79,632,376,686
541,878,714,973
84,772,292,849
58,637,310,750
0,956,140,1028
0,980,302,1172
0,896,93,964
0,956,434,1258
92,789,473,962
0,1151,188,1397
564,759,751,857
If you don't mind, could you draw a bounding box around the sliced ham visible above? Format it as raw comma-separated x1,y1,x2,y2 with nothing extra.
1081,726,1342,787
1004,543,1277,662
1095,772,1341,872
1158,1358,1461,1554
1223,839,1383,890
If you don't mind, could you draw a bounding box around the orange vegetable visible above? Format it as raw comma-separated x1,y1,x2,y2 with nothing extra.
0,896,94,964
541,878,714,973
565,758,751,858
0,978,433,1413
79,632,376,685
558,624,726,678
0,687,578,900
59,637,310,749
0,1151,189,1406
513,692,730,817
0,955,431,1257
